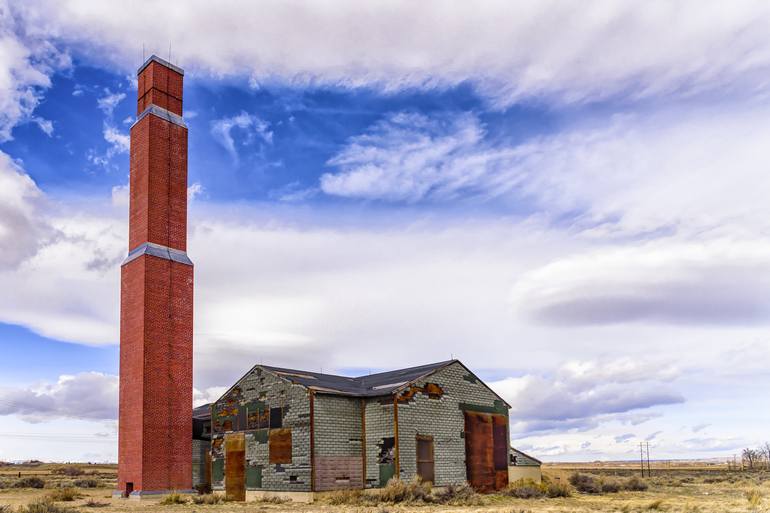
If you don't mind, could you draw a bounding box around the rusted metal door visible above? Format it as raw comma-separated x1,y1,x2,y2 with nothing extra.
225,433,246,501
464,411,494,491
464,411,508,492
416,435,435,484
492,415,509,490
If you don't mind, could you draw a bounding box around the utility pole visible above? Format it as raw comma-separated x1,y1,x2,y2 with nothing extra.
647,442,652,477
640,443,645,477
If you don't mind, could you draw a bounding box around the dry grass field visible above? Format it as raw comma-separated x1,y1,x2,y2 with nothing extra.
1,462,768,513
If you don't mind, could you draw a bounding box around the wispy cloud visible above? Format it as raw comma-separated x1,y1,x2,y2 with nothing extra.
211,111,272,163
96,89,125,116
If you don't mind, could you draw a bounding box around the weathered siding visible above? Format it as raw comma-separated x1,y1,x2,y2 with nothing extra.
394,362,509,486
211,366,312,492
313,395,363,490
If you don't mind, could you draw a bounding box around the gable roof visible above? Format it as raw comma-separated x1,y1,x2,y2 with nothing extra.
510,447,542,465
261,360,456,397
213,359,511,409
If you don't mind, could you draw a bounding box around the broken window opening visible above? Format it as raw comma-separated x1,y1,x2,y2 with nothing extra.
377,437,395,464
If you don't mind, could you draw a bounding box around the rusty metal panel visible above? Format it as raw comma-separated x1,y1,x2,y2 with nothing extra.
269,428,292,464
225,433,245,501
464,411,495,492
493,415,508,472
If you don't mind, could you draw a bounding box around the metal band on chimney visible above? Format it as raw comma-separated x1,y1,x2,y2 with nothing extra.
137,54,185,76
132,105,187,129
122,242,193,266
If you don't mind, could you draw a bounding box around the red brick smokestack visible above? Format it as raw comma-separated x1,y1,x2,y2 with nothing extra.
117,55,193,497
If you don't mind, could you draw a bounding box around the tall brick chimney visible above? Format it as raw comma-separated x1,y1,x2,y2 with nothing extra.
117,55,193,498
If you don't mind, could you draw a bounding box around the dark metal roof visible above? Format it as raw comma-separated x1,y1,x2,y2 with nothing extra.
193,404,211,420
260,360,457,397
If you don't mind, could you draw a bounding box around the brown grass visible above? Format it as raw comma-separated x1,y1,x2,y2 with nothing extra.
0,463,768,512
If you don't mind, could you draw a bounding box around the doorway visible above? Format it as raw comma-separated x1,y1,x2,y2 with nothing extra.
416,435,435,484
225,433,246,501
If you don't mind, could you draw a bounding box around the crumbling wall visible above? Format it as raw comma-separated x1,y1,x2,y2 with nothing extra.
313,394,363,490
192,439,210,487
210,367,311,492
363,398,394,488
394,361,509,486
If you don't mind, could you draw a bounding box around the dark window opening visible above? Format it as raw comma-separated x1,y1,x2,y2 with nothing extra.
270,407,283,428
124,482,133,498
377,437,395,464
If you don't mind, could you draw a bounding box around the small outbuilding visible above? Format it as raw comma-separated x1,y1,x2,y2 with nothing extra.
508,446,542,483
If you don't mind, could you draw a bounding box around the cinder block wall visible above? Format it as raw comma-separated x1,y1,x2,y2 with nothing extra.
211,367,312,492
394,362,509,486
364,399,394,487
313,395,363,490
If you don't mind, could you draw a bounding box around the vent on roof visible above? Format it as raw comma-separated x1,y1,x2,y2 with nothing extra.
371,381,408,390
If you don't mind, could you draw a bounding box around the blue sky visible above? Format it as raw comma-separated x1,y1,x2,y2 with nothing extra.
2,0,770,463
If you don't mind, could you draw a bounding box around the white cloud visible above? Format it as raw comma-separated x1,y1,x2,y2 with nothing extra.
193,386,227,407
31,115,53,136
0,0,69,141
509,238,770,326
102,124,128,154
322,112,496,202
96,89,125,116
110,183,128,207
11,1,770,107
322,105,770,238
490,358,684,435
211,111,272,163
187,182,203,201
0,372,117,422
0,151,51,269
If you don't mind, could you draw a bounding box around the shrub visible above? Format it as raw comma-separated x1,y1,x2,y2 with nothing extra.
19,499,76,513
0,505,12,513
507,479,544,499
433,483,479,505
159,492,188,505
625,476,649,491
545,481,572,498
746,489,762,509
83,499,109,508
52,467,83,477
14,477,46,489
569,473,601,494
646,499,665,510
72,478,100,488
252,496,289,504
601,479,622,493
323,489,366,505
379,477,432,503
192,494,223,505
194,482,212,495
46,488,83,502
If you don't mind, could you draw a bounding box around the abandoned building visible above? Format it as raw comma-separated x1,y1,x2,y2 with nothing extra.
191,359,514,499
116,55,533,500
